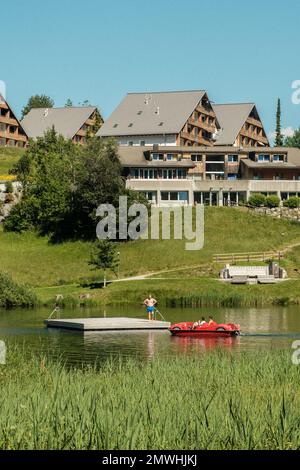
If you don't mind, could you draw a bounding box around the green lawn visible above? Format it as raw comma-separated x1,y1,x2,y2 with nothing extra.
0,147,24,175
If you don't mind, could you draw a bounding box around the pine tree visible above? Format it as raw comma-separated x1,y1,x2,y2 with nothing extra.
275,98,284,147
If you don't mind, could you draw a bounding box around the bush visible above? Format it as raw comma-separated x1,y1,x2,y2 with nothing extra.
5,181,14,194
248,193,267,207
283,196,300,208
3,201,35,233
265,195,280,208
0,272,37,308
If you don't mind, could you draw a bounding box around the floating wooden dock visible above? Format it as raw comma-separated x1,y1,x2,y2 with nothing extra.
45,317,171,332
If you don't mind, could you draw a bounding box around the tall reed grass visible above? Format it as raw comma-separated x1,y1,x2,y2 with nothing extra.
1,345,300,450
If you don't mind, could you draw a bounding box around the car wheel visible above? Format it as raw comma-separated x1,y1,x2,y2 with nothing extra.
216,327,226,332
173,327,181,331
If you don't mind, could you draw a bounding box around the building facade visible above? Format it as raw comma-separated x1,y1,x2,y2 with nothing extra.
119,146,300,206
97,91,219,147
0,95,28,148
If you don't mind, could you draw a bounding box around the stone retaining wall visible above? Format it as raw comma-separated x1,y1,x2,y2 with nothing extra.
254,207,300,221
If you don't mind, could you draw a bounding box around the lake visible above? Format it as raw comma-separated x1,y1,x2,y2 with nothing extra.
1,305,300,365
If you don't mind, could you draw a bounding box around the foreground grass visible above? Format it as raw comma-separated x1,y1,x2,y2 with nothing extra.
1,345,300,450
0,147,24,175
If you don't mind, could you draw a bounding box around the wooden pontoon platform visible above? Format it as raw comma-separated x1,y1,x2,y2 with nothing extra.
45,317,170,331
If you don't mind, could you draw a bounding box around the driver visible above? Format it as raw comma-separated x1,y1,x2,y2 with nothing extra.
193,317,207,329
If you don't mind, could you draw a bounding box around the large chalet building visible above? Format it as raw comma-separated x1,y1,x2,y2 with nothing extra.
97,91,220,147
0,95,28,148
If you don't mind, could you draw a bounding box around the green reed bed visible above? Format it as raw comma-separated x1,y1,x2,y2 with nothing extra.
1,345,300,450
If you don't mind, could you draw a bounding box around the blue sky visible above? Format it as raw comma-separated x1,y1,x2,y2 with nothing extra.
2,0,300,139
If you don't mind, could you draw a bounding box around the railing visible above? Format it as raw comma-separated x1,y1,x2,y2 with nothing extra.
213,251,284,263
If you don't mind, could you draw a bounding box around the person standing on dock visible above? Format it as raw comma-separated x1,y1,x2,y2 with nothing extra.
144,295,157,321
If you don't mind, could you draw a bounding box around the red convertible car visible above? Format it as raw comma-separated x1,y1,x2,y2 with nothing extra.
169,321,241,337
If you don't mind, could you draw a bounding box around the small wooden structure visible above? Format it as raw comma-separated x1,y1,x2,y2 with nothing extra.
45,317,170,332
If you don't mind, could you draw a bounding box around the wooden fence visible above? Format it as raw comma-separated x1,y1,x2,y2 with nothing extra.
213,251,284,263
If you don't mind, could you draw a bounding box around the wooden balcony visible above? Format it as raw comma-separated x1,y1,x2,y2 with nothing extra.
0,115,21,126
246,116,264,128
196,104,216,118
188,117,216,134
240,128,269,144
0,130,27,142
181,130,214,147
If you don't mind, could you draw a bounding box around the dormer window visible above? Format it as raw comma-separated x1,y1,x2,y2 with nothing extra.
113,124,118,128
128,123,133,127
273,154,285,162
137,111,143,115
158,122,164,127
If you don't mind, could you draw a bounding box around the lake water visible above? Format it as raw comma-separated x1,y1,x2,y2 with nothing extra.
1,305,300,365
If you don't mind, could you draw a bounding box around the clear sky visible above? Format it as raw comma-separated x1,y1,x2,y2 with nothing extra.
2,0,300,139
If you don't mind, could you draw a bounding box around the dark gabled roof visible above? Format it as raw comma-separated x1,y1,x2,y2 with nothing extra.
97,91,207,137
21,106,97,139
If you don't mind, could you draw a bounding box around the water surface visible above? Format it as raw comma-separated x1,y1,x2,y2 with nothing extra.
0,305,300,365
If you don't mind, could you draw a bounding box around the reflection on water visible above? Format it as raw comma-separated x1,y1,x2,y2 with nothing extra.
0,305,300,365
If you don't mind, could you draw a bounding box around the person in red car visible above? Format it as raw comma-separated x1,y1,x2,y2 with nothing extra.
208,316,215,325
193,317,207,329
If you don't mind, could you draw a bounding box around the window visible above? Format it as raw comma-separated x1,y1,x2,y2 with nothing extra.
258,154,270,162
158,122,164,127
191,155,202,162
273,154,285,162
228,155,238,163
113,124,118,128
152,153,164,161
167,154,177,161
140,141,145,146
137,111,143,115
228,174,237,180
128,123,133,127
128,141,133,146
179,192,188,201
160,192,189,202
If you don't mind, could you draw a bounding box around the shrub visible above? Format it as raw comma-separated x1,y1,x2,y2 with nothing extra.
5,181,14,194
265,195,280,208
3,201,35,233
0,272,37,308
283,196,300,208
248,193,267,207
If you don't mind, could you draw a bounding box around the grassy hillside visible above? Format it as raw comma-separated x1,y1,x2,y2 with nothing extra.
0,207,300,289
1,206,300,307
0,147,24,175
